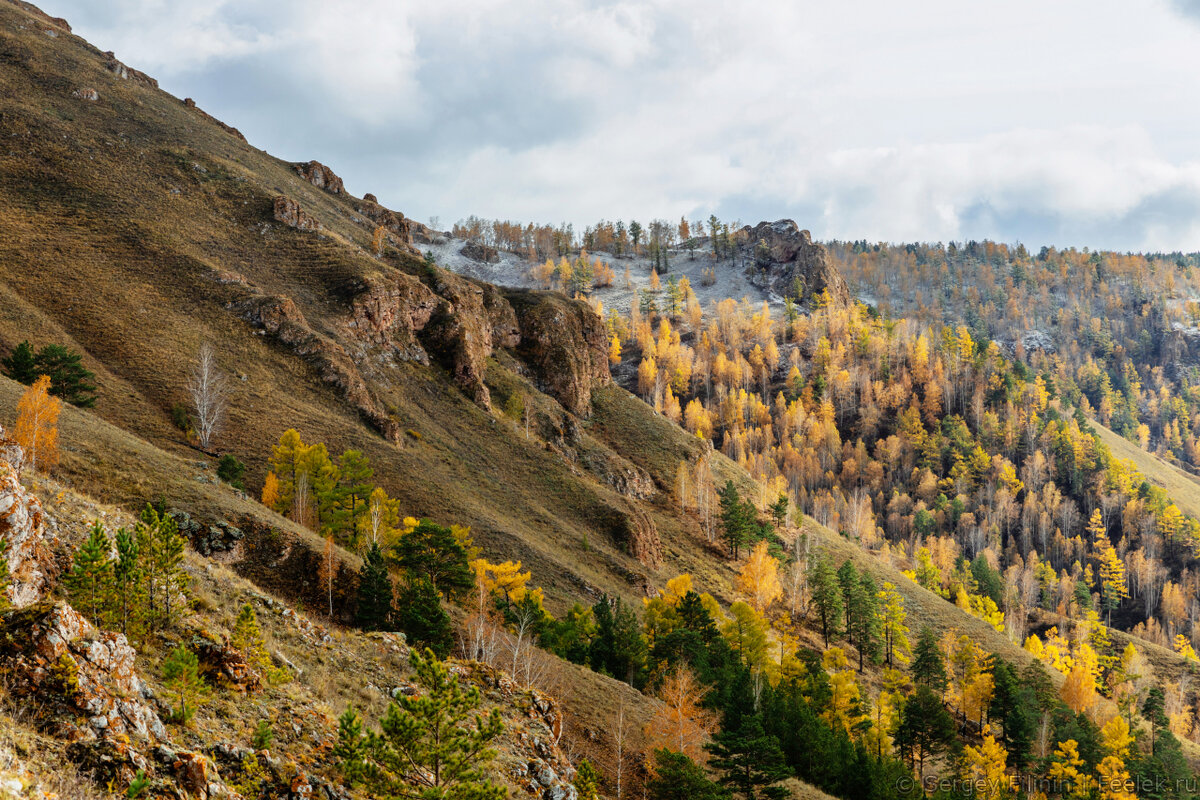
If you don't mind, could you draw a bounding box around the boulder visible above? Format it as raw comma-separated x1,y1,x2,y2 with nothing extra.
293,160,344,194
71,87,98,101
273,195,321,232
357,198,413,249
741,220,850,306
193,637,262,693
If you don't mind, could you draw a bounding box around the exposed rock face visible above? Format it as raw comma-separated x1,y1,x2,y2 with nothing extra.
505,291,611,417
0,430,55,607
461,240,499,263
742,220,850,306
423,272,502,409
273,195,321,232
0,602,167,742
231,290,400,442
344,272,440,362
604,502,661,568
5,0,70,32
357,197,413,250
182,97,246,141
71,87,98,101
293,160,344,195
102,51,157,88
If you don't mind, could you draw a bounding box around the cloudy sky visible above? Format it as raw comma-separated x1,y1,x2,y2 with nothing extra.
41,0,1200,251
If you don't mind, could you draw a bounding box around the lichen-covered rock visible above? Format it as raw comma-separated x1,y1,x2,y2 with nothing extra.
741,220,850,306
293,160,344,195
605,501,661,568
273,195,321,232
71,87,98,101
193,638,262,693
0,602,168,742
0,430,55,607
504,290,611,417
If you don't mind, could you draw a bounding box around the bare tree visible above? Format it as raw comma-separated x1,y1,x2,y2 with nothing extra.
189,343,229,450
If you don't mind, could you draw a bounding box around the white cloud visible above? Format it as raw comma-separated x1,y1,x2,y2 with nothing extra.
39,0,1200,250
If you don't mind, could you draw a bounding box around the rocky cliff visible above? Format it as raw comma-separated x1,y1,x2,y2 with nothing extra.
741,220,850,306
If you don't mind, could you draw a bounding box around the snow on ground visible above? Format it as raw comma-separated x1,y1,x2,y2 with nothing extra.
423,235,782,317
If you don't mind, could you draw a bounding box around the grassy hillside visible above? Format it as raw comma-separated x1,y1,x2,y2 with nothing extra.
1092,420,1200,520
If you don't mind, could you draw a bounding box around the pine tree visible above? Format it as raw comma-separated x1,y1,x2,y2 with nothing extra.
707,715,790,800
66,522,113,626
647,749,728,800
355,541,393,632
162,645,207,725
808,553,843,647
333,648,505,800
334,449,373,544
850,572,882,671
911,625,948,696
0,341,37,384
392,520,473,600
719,481,753,559
32,344,97,407
896,684,955,776
395,578,453,658
112,527,144,640
138,505,187,631
231,603,288,685
574,760,602,800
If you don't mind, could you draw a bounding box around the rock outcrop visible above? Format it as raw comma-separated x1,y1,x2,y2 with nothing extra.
357,197,413,250
505,291,611,417
293,160,344,195
102,51,157,88
422,272,504,408
0,602,167,742
181,97,246,141
0,428,55,607
742,220,850,306
272,195,321,232
230,289,400,442
460,240,499,263
344,272,440,362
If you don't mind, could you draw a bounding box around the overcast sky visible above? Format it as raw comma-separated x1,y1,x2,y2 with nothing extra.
40,0,1200,251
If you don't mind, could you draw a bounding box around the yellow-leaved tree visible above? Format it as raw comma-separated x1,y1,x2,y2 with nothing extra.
736,540,782,612
14,375,61,474
643,666,717,765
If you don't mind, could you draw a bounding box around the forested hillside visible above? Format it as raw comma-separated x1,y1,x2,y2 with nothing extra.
1,1,1199,799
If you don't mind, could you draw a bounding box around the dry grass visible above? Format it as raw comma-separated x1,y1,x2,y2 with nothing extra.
1091,421,1200,519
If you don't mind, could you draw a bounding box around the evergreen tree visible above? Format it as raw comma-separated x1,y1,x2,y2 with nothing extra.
137,505,187,631
66,522,112,626
836,560,859,645
707,715,791,800
0,341,37,384
32,344,97,407
895,684,955,776
719,481,753,559
850,572,882,671
574,759,602,800
395,577,453,658
231,603,289,685
333,648,505,800
989,657,1034,767
392,520,473,601
162,646,207,725
111,527,143,640
647,749,728,800
355,541,393,632
910,626,948,696
335,449,373,543
808,554,843,647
